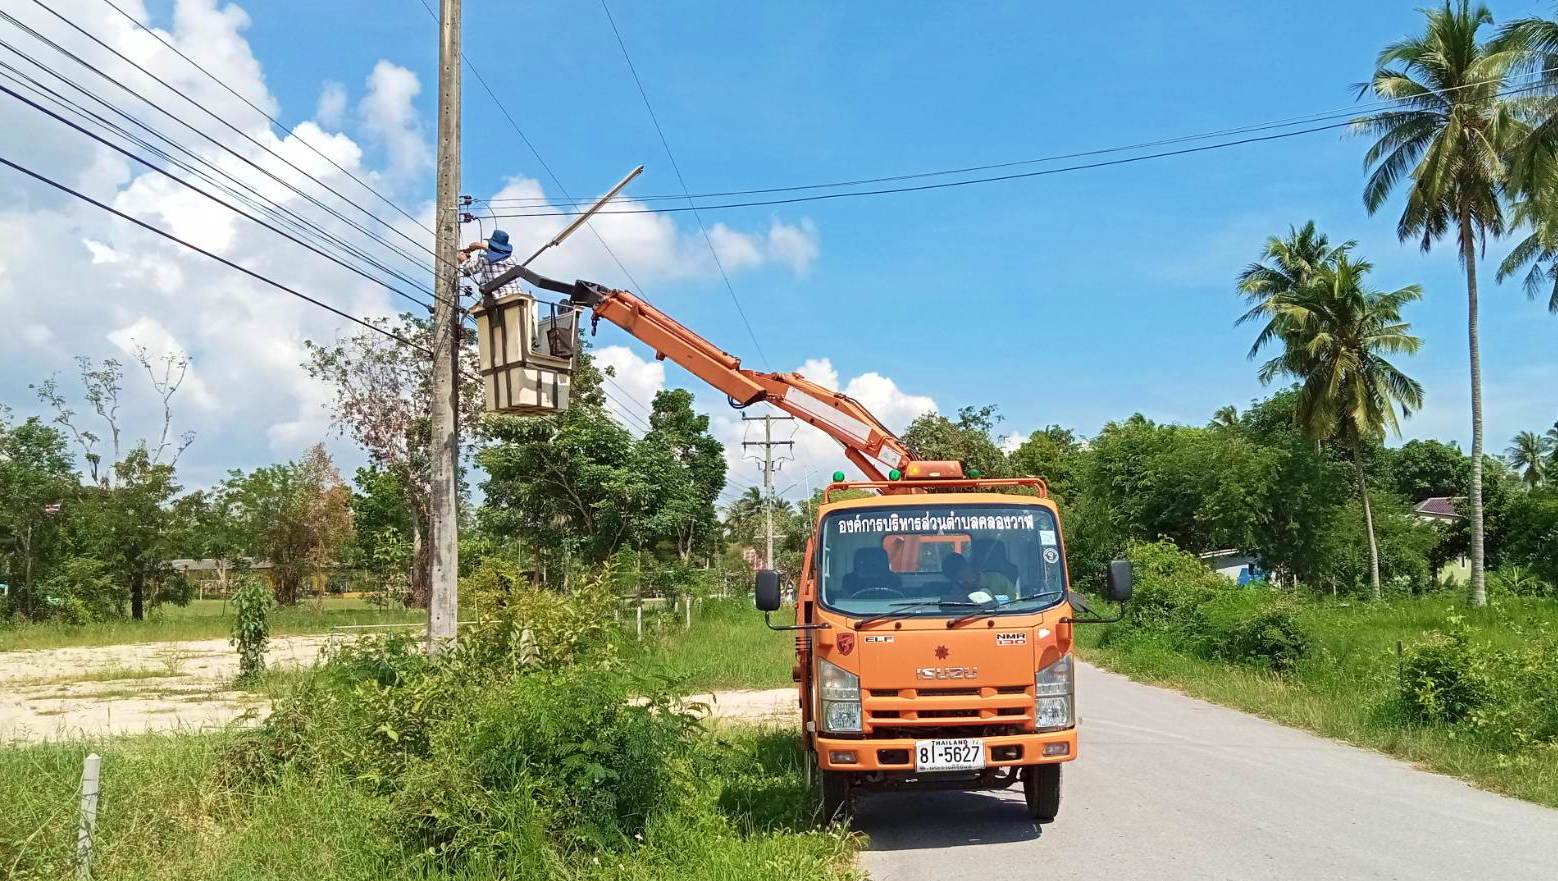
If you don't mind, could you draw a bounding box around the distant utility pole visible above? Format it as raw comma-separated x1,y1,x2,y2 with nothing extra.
427,0,461,654
742,413,795,569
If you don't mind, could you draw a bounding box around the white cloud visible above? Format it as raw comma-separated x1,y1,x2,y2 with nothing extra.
358,61,430,180
106,317,217,412
708,219,820,275
22,324,55,348
316,81,347,129
594,345,665,430
766,218,820,275
83,239,124,264
999,432,1025,454
0,0,827,491
472,178,820,287
705,357,936,497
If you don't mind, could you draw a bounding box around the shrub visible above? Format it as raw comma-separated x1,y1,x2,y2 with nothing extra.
231,576,272,685
1397,622,1490,724
1488,565,1555,599
37,556,122,624
402,665,699,866
1198,590,1309,672
1105,539,1311,671
1467,634,1558,750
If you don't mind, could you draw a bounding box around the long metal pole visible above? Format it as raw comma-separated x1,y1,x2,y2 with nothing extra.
427,0,461,654
763,415,775,569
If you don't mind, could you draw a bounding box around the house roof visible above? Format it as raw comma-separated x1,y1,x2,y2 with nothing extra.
1414,497,1462,520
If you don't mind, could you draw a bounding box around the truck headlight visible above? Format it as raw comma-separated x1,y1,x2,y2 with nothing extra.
819,659,862,733
1035,653,1074,731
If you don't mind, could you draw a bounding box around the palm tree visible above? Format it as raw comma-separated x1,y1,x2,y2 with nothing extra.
1506,430,1553,485
1548,421,1558,466
1250,253,1426,598
1495,178,1558,313
1236,221,1354,358
1354,0,1525,607
1209,405,1240,430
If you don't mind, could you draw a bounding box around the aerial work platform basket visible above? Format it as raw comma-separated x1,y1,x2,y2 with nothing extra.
470,289,578,415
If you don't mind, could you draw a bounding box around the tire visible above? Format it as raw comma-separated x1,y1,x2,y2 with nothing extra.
1022,763,1061,822
820,769,852,823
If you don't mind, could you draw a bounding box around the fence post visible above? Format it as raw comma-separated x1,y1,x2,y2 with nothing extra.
635,602,643,641
76,753,101,880
684,595,692,630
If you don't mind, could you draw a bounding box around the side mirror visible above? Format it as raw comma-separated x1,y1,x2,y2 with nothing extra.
754,569,782,612
1105,559,1134,603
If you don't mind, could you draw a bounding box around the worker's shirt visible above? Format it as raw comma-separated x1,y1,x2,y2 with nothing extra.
462,252,517,292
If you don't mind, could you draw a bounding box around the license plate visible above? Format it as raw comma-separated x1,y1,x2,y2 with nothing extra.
914,737,985,771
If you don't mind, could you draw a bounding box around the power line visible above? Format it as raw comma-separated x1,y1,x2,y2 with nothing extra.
0,44,445,308
0,7,447,280
483,76,1557,220
596,0,770,369
478,65,1558,207
0,152,431,354
0,78,439,313
92,0,437,239
468,122,1364,217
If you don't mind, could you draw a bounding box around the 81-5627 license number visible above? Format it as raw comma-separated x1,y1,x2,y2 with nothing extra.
914,738,985,771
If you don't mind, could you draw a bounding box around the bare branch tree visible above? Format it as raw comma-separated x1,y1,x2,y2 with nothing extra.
135,346,196,466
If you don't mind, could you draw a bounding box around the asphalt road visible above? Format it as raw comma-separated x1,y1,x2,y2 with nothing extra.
856,661,1558,881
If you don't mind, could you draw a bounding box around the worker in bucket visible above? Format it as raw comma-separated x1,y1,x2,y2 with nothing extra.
459,229,515,288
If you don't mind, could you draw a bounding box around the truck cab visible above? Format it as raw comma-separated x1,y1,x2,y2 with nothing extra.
756,480,1132,822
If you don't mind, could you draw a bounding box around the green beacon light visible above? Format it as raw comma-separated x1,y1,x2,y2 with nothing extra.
831,471,846,483
888,468,903,481
967,468,983,478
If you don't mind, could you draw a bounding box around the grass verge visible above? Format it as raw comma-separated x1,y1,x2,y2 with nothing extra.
1076,594,1558,808
624,598,796,692
0,597,424,652
0,727,859,881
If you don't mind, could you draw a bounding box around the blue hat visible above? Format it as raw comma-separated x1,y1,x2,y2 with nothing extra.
485,229,513,262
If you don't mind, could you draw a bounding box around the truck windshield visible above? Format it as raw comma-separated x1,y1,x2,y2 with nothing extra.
817,503,1066,618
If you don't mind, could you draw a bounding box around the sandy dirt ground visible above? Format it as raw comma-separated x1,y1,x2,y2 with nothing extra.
1,635,796,742
0,635,331,743
682,688,798,725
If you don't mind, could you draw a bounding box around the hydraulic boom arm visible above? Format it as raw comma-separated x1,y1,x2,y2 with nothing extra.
488,266,915,481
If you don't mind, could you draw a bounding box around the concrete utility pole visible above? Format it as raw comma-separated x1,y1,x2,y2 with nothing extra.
427,0,461,654
742,413,795,569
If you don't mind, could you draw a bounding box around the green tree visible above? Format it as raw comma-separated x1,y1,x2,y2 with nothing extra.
1248,253,1425,598
640,389,726,561
304,313,479,607
1236,221,1352,356
170,488,246,597
1008,426,1083,499
478,353,727,583
1501,486,1558,586
0,408,77,618
1355,0,1524,606
68,447,183,620
901,405,1008,476
1389,438,1470,500
1495,178,1558,314
349,465,414,595
224,445,354,605
1506,429,1553,485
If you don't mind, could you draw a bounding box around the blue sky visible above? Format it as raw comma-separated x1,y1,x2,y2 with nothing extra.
267,0,1554,443
6,0,1557,494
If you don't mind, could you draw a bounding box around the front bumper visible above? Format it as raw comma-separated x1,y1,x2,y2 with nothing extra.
815,727,1077,772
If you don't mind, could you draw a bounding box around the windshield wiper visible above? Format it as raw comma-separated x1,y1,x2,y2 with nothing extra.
855,599,979,629
948,595,1051,627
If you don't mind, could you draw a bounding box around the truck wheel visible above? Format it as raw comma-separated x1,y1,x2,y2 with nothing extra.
1022,764,1061,823
820,770,852,823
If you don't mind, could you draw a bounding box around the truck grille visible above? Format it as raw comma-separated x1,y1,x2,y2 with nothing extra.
863,684,1034,730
